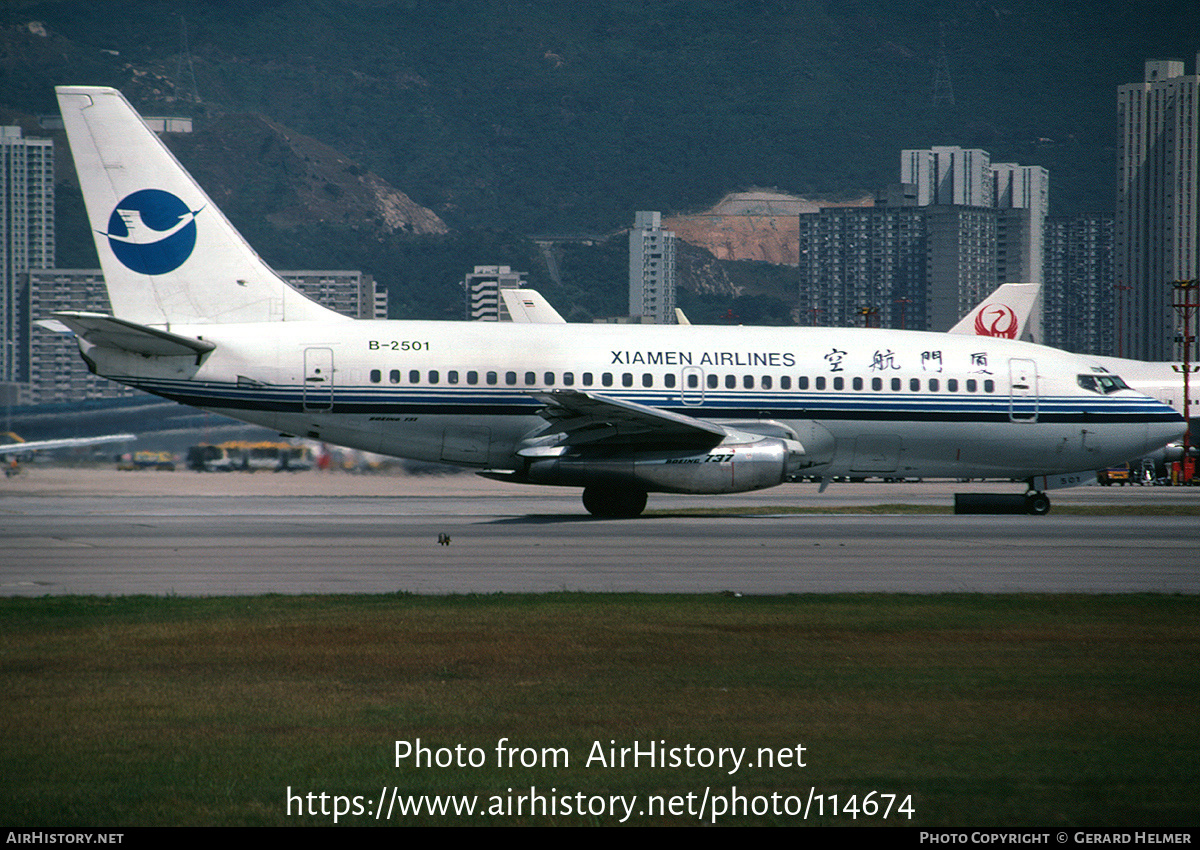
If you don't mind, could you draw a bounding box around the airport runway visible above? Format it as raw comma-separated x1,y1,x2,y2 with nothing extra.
2,468,1197,595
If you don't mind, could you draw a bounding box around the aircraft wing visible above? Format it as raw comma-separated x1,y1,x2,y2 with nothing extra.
524,390,726,450
499,289,567,323
0,433,136,455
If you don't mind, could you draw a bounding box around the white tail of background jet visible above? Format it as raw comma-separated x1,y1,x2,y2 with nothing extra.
498,288,566,323
56,86,343,327
948,283,1041,341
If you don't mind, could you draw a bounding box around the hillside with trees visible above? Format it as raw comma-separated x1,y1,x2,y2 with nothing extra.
2,1,1192,321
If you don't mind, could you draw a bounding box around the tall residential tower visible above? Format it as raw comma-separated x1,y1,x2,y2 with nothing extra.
1116,55,1200,360
1,126,54,394
629,211,676,324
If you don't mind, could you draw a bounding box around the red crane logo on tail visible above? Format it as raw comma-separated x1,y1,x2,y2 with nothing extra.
974,304,1019,339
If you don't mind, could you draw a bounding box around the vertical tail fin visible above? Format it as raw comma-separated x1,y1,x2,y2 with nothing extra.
56,86,344,326
948,283,1041,341
498,288,567,323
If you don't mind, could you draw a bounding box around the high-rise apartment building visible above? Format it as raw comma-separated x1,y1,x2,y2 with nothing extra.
796,207,927,329
924,205,999,332
1116,55,1200,360
1,126,54,394
464,265,526,321
798,204,1002,334
1043,214,1115,356
900,146,993,207
892,148,1048,336
629,211,676,324
282,271,386,320
992,163,1049,286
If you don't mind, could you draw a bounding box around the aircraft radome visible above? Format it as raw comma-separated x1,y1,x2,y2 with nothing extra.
52,86,1186,516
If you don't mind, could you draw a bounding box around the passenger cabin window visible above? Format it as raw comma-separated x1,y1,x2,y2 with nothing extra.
664,373,676,388
468,371,479,385
928,378,939,391
686,373,699,389
761,375,772,390
984,380,995,393
486,371,498,385
391,370,401,384
563,372,575,386
582,372,594,386
947,379,958,392
966,379,977,392
622,373,633,387
833,377,844,390
872,377,882,391
525,371,536,386
409,369,420,384
602,373,613,387
780,376,791,390
642,373,653,388
726,375,736,389
370,369,381,383
428,370,439,384
798,376,809,390
544,372,555,385
707,374,719,389
852,377,863,391
815,377,826,390
891,377,901,391
506,371,517,386
909,378,920,391
448,370,459,384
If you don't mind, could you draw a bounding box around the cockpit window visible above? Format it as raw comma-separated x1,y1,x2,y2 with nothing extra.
1078,373,1131,394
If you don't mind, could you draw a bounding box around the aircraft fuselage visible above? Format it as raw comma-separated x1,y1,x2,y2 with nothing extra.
80,318,1182,487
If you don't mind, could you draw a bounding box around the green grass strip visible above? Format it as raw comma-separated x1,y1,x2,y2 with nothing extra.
2,593,1198,826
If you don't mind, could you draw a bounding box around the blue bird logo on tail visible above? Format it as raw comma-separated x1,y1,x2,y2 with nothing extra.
103,190,203,275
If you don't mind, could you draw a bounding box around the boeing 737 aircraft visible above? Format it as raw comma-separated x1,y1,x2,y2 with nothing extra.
53,86,1185,516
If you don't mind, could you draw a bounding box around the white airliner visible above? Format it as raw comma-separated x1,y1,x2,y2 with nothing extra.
53,86,1185,516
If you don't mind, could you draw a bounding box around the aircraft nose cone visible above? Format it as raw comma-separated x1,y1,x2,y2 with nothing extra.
1145,410,1189,456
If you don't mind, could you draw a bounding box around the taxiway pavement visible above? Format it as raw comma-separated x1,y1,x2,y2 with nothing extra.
2,467,1197,596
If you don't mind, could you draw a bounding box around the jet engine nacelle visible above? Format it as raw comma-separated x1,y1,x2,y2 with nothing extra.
522,435,806,494
1162,442,1199,462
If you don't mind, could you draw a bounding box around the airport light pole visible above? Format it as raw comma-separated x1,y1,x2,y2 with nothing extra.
1173,280,1198,484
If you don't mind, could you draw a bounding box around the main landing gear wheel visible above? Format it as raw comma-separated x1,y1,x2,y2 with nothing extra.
1024,491,1051,516
582,486,648,518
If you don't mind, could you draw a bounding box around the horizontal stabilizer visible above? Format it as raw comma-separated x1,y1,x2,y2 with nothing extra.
52,311,216,357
